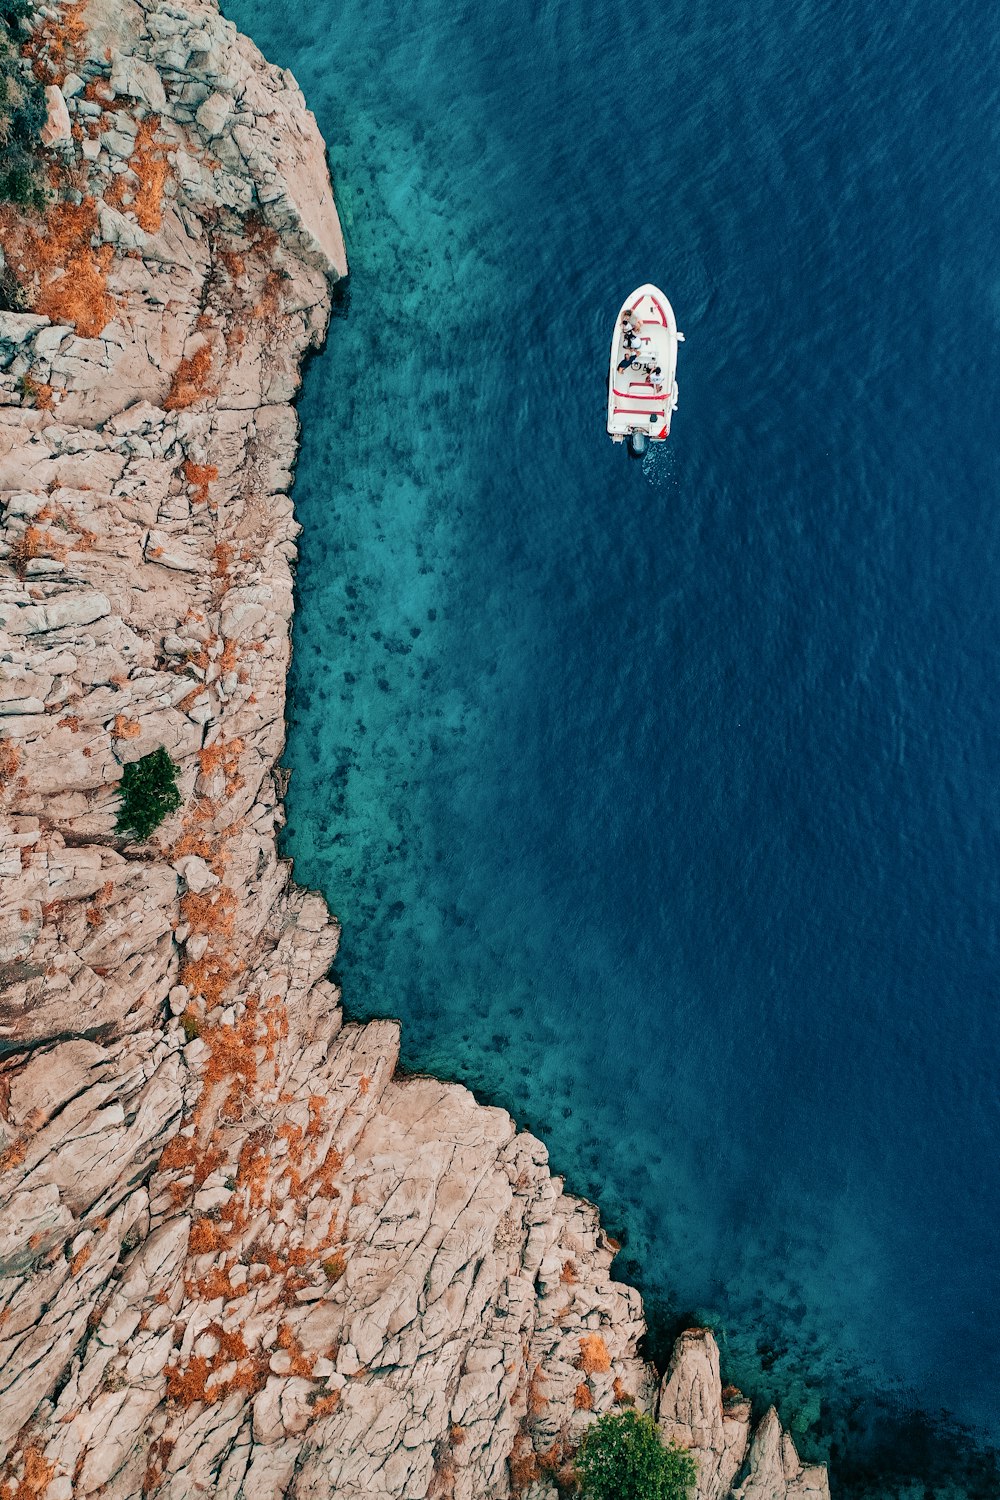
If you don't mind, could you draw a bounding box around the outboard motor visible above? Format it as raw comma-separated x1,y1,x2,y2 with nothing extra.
628,430,649,458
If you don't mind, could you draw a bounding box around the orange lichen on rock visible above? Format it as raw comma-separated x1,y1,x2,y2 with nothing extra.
508,1438,540,1492
143,1437,174,1494
308,1142,343,1200
193,733,245,800
163,1353,214,1405
183,460,218,507
201,1013,259,1118
165,1342,272,1406
68,1240,92,1275
164,345,214,410
157,1133,198,1174
24,0,88,87
198,736,243,780
309,1390,342,1418
176,685,206,714
0,1138,27,1173
261,996,288,1059
322,1250,347,1283
179,994,287,1126
192,1141,223,1188
129,116,172,232
169,828,215,863
537,1439,574,1481
527,1364,548,1414
17,376,53,410
573,1381,593,1410
209,1323,250,1364
180,886,237,940
7,523,68,577
0,1444,56,1500
179,954,239,1009
85,879,115,928
188,1217,226,1257
0,198,118,339
111,714,141,739
612,1375,635,1406
191,795,219,823
187,1265,233,1302
251,268,285,320
0,739,21,786
277,1324,315,1379
104,123,172,229
577,1333,611,1374
8,527,41,579
231,1133,271,1212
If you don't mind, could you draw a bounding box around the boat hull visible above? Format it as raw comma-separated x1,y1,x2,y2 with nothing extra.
607,284,681,444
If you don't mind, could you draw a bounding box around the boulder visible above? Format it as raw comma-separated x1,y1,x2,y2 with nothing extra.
41,85,71,146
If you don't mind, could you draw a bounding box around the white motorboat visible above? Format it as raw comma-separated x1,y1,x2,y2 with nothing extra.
607,284,684,455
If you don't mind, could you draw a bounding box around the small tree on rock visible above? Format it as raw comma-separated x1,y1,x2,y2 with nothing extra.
576,1409,697,1500
115,745,182,840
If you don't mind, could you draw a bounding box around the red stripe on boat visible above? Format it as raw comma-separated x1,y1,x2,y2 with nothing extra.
613,389,666,403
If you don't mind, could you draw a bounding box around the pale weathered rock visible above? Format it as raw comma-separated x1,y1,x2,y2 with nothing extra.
654,1332,831,1500
41,84,71,146
658,1329,751,1500
172,854,219,892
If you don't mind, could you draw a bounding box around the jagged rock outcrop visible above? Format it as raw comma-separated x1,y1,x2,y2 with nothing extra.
658,1329,753,1500
0,1,830,1497
658,1332,829,1500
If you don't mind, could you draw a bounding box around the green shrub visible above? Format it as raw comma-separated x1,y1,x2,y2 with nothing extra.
179,1008,201,1042
576,1410,698,1500
0,2,36,24
115,746,182,840
0,9,48,209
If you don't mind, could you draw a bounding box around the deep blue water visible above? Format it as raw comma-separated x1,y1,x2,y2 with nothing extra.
223,0,1000,1491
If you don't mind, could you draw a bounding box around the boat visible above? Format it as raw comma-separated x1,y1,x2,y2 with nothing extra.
607,284,684,455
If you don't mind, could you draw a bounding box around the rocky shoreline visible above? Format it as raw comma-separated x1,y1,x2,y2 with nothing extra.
0,1,829,1495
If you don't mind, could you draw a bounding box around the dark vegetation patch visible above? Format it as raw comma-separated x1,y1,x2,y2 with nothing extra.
0,0,47,209
115,746,183,841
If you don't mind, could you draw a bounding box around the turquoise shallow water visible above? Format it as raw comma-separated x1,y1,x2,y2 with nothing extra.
222,1,1000,1492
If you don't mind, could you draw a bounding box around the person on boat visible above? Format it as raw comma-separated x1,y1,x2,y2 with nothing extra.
648,363,664,390
617,309,647,372
620,308,642,348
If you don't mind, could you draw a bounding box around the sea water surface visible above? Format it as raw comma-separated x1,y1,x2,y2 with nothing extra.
222,0,1000,1491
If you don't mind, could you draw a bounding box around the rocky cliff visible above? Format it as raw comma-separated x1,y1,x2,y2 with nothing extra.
0,2,830,1496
